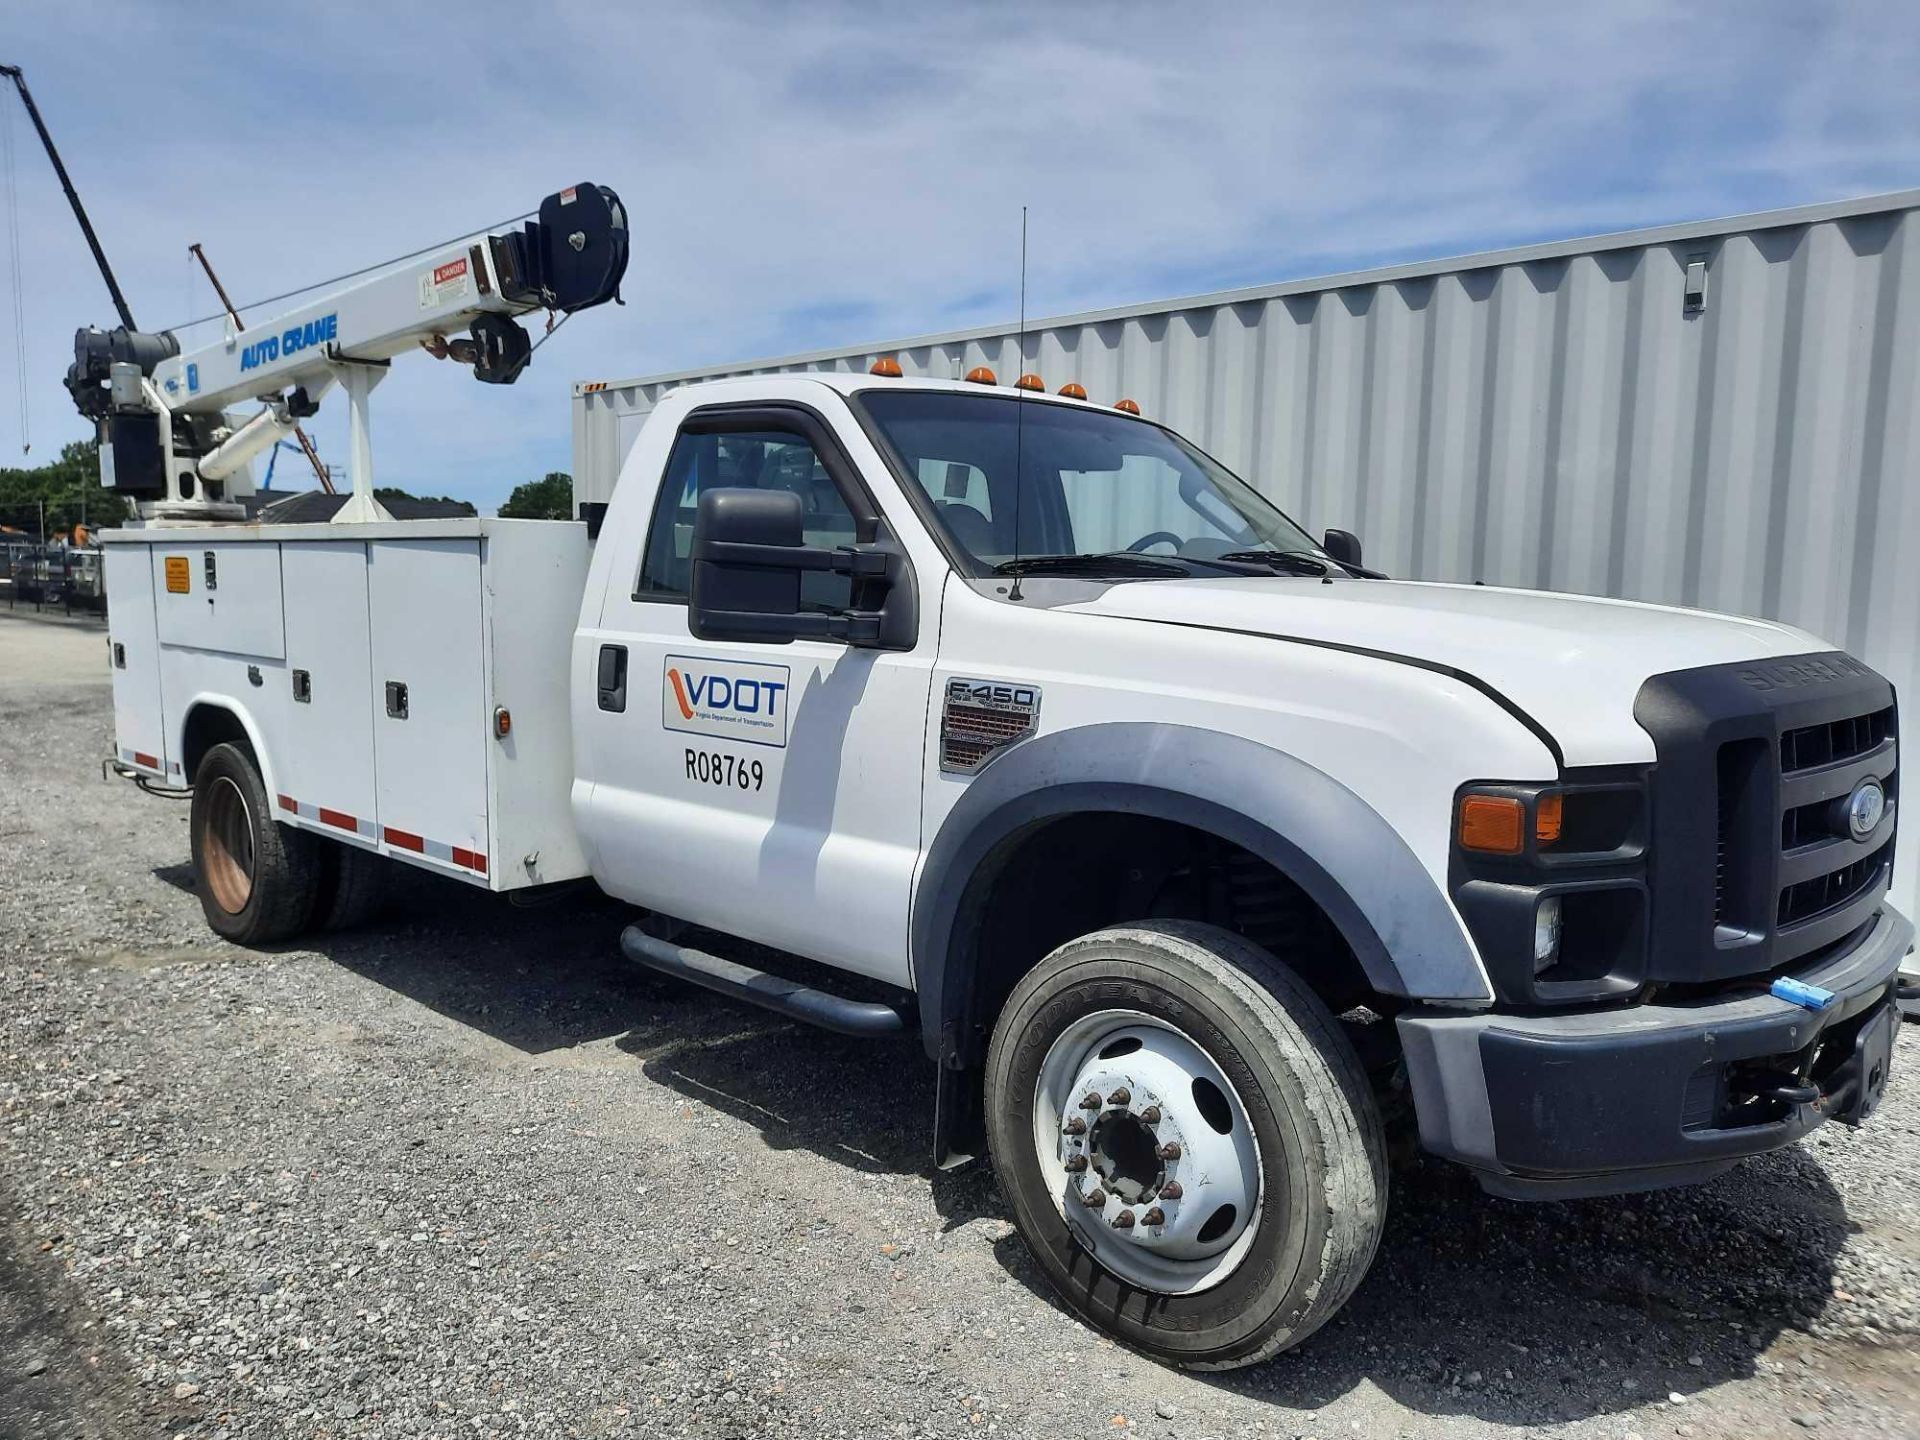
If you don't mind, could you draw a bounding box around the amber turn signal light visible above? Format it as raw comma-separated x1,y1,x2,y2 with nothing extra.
494,706,512,739
869,356,903,377
1535,791,1564,846
1458,791,1564,854
1458,795,1525,854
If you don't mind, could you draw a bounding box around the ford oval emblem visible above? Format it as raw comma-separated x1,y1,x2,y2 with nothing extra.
1847,778,1887,841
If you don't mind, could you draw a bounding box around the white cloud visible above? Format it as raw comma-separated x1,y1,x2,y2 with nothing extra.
2,1,1916,509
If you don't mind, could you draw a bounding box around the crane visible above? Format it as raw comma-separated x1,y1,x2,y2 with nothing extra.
64,183,628,523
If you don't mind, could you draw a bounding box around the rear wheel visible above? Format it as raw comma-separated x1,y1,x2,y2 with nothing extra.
985,920,1387,1369
310,838,391,932
189,742,320,945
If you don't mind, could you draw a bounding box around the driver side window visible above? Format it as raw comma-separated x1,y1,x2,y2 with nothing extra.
634,425,857,613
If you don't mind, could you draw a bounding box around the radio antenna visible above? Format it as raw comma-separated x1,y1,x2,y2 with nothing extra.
1008,205,1029,603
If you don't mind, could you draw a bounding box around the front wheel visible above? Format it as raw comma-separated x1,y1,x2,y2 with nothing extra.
984,921,1387,1369
189,742,321,945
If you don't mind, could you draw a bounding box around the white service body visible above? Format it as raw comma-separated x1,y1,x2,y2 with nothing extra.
102,518,589,890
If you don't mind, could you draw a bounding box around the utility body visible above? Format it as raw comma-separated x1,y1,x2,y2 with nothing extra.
86,232,1908,1366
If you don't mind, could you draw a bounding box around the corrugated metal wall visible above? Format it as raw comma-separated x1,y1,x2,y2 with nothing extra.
574,191,1920,919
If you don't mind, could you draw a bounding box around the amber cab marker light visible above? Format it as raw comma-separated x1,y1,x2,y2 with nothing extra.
964,366,998,385
1458,794,1525,855
1015,372,1045,392
494,706,512,739
1058,382,1088,400
1535,792,1564,846
1114,397,1141,414
869,356,903,377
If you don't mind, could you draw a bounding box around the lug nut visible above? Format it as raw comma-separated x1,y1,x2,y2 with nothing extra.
1064,1155,1088,1172
1081,1187,1107,1208
1063,1116,1087,1136
1110,1210,1136,1230
1159,1181,1183,1200
1107,1087,1131,1107
1158,1141,1182,1160
1079,1092,1102,1111
1142,1207,1166,1226
1138,1105,1161,1125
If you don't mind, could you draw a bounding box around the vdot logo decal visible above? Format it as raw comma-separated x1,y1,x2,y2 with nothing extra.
662,656,791,748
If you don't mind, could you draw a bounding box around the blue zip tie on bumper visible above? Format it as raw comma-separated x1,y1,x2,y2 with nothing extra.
1772,976,1839,1011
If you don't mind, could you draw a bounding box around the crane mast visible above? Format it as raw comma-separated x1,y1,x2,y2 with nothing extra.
64,183,628,523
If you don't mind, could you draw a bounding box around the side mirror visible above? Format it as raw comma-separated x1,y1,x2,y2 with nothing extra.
690,488,803,642
688,487,907,647
1322,528,1363,568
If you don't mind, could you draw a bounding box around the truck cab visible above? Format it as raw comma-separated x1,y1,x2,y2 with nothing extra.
568,369,1906,1362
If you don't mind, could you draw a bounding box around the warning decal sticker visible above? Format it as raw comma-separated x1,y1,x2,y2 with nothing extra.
418,255,473,310
164,555,190,594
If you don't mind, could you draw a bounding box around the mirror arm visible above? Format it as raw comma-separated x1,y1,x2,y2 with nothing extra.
694,607,884,646
696,539,890,578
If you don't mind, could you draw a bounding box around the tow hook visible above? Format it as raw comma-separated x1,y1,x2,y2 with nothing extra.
1732,1068,1819,1108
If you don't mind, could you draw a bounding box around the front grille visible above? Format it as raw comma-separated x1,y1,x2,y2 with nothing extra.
1778,841,1893,927
1756,698,1896,961
1781,705,1895,773
1636,652,1897,985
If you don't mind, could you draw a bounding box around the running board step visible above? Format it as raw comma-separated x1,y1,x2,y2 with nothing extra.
619,925,912,1038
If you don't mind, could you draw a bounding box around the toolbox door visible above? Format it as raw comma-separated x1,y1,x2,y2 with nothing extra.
280,541,379,843
368,539,490,880
103,546,170,777
152,540,286,658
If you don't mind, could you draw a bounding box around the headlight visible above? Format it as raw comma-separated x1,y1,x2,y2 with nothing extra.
1533,896,1563,973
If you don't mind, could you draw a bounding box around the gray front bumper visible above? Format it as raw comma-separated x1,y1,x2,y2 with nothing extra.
1398,906,1913,1200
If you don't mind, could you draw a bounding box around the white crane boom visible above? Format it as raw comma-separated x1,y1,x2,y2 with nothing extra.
66,183,629,523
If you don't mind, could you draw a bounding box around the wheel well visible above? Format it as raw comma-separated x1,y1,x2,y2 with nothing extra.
180,704,254,784
953,812,1377,1062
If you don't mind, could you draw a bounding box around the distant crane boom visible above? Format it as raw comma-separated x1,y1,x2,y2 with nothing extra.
1,63,136,330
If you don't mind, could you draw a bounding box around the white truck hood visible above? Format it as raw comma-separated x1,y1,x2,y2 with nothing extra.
1060,578,1827,766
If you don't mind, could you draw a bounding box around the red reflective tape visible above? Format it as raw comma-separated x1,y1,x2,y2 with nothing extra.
317,806,357,831
384,826,424,853
133,752,158,770
452,847,488,875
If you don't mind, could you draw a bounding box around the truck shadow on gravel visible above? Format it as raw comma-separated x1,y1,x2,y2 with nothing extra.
304,872,1851,1426
1188,1147,1852,1424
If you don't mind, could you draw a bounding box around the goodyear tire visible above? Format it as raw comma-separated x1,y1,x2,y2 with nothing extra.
189,742,321,946
985,920,1387,1369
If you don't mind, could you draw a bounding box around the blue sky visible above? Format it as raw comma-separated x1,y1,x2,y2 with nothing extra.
2,1,1917,512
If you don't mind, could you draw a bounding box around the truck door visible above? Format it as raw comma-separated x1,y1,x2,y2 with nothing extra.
579,404,933,987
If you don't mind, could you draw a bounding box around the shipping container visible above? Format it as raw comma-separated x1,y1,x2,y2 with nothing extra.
572,189,1920,919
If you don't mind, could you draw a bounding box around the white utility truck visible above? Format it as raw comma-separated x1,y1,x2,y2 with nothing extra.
77,191,1908,1369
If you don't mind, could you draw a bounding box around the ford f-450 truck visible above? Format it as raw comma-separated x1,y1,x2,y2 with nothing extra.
99,366,1907,1369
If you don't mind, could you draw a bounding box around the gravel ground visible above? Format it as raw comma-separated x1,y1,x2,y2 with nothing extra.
2,605,1918,1440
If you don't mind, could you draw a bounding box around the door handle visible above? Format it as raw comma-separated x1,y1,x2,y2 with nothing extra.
597,644,628,712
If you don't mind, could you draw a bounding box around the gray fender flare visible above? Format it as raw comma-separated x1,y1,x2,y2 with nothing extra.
911,721,1490,1067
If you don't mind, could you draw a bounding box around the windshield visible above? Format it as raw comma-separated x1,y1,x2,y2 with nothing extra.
857,389,1328,579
